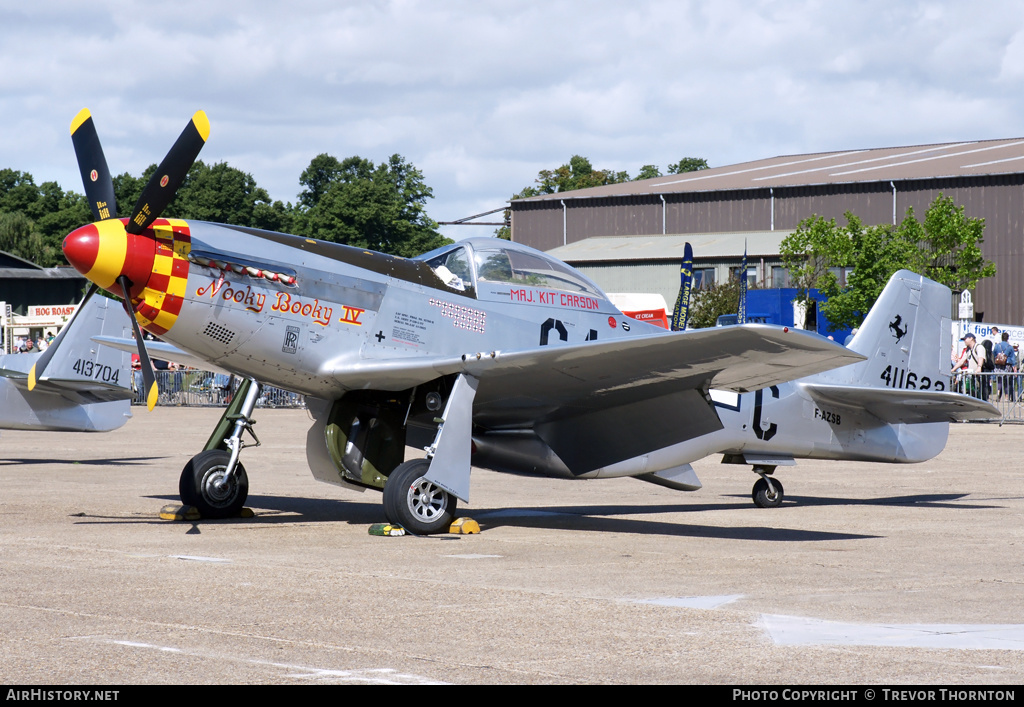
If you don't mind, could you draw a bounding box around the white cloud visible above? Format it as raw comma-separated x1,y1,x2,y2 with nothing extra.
3,0,1024,232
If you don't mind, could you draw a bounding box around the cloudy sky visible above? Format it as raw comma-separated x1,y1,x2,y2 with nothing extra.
3,0,1024,239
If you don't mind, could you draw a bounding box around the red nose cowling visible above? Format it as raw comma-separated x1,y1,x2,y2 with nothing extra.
62,219,156,299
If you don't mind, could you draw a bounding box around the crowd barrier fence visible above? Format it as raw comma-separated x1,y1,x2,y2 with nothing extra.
130,370,305,409
952,371,1024,424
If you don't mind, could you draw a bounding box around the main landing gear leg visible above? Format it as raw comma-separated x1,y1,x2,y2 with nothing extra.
751,464,784,508
383,374,478,534
179,377,262,518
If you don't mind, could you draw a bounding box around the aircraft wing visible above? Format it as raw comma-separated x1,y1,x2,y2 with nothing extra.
91,336,231,374
802,383,1000,423
460,324,862,411
342,324,865,474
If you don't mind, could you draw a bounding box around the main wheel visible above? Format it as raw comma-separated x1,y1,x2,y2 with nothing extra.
752,476,784,508
179,450,249,519
383,459,457,535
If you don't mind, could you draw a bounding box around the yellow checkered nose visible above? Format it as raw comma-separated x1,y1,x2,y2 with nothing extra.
64,218,192,337
63,219,156,300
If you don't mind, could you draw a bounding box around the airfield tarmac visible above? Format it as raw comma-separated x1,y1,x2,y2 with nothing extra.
1,407,1022,685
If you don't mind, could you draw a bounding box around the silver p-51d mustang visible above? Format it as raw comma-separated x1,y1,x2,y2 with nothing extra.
41,109,964,532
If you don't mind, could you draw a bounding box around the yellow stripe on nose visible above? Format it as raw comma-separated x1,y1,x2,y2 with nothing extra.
84,219,129,289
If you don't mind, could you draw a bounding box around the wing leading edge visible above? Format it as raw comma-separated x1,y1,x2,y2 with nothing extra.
338,324,864,416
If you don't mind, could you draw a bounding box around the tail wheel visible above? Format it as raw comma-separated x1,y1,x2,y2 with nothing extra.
752,476,784,508
383,459,457,535
180,450,248,519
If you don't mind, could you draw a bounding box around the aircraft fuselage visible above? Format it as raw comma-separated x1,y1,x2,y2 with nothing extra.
63,219,658,398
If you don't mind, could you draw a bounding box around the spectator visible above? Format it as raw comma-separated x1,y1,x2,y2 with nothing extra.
993,332,1015,402
952,333,986,399
980,338,995,399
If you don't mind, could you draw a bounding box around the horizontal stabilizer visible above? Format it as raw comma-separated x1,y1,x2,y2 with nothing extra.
91,336,231,374
803,383,1000,423
14,377,133,402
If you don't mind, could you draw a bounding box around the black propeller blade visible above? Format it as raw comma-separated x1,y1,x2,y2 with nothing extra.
28,284,100,391
59,109,209,409
126,110,209,235
70,109,117,221
117,275,159,410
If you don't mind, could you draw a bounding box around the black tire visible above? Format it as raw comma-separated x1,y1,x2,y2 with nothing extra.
179,450,248,519
383,459,457,535
752,476,784,508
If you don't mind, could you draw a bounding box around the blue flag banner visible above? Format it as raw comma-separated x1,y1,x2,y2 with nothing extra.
671,242,693,331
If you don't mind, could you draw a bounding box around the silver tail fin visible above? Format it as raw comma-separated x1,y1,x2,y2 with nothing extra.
820,270,952,391
34,295,133,397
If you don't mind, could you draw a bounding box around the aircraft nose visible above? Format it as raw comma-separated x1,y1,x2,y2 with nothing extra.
63,220,156,298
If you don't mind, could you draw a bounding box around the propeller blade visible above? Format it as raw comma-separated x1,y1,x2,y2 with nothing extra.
126,110,210,235
70,109,117,221
28,283,100,391
117,275,159,410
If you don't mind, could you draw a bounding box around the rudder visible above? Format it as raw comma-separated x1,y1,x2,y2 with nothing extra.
821,270,952,391
40,296,133,391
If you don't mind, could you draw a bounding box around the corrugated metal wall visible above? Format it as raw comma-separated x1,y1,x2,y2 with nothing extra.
773,183,894,229
666,190,774,233
574,258,786,307
513,174,1024,324
512,201,566,252
566,195,663,243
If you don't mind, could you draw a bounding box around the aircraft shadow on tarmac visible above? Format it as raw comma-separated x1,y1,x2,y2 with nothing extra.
123,493,881,542
71,491,1001,542
728,492,1004,510
475,513,876,541
0,456,165,467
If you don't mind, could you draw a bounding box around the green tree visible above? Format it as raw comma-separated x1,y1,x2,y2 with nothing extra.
112,171,145,216
667,157,709,174
297,153,450,257
298,154,347,210
0,211,59,266
0,169,42,215
688,279,741,329
0,170,90,266
34,189,90,247
1,159,308,265
0,211,34,256
524,155,630,197
634,164,662,180
780,195,996,330
897,195,994,292
172,161,274,227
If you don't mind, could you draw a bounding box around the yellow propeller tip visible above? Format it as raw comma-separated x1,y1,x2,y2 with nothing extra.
27,364,38,391
70,108,92,135
146,383,159,411
192,110,210,142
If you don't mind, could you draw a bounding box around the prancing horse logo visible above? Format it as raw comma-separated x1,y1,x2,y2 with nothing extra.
888,314,907,343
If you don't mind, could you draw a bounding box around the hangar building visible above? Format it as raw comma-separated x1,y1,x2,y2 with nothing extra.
510,139,1024,324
